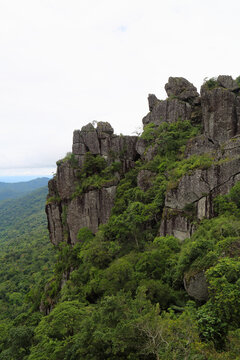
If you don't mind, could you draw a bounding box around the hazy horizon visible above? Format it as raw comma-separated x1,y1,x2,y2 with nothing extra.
0,175,51,183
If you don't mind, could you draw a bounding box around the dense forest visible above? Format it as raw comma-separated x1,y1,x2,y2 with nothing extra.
2,114,240,359
0,186,55,359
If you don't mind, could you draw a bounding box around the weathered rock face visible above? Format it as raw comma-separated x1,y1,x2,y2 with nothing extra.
165,77,199,102
160,157,240,240
217,75,240,91
46,122,138,245
143,77,201,128
160,76,240,242
137,170,155,191
201,86,240,144
66,186,117,243
142,98,192,127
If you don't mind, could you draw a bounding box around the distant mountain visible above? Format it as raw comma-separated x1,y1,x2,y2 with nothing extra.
0,177,50,201
0,186,48,240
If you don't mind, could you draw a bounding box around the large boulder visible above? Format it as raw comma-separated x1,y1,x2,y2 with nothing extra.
165,77,199,101
217,75,239,91
184,271,208,301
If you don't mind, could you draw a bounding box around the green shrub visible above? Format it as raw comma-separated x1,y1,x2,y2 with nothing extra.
203,77,219,90
235,76,240,87
56,152,78,167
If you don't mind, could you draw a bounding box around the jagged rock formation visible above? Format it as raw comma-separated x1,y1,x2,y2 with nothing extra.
46,75,240,245
143,77,201,127
46,122,138,245
46,74,240,301
159,76,240,242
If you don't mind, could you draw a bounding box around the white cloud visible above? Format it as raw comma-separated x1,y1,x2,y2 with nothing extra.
0,0,240,176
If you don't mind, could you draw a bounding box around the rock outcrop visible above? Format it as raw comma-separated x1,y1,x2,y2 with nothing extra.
183,271,209,302
159,76,240,242
47,75,240,247
46,123,138,245
165,77,199,102
142,77,201,128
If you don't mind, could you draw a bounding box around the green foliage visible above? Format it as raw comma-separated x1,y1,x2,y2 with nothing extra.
46,195,61,205
175,214,240,285
172,184,240,347
56,152,78,168
140,122,156,142
197,257,240,348
235,76,240,87
107,120,202,254
0,187,55,319
0,187,55,358
141,120,200,154
81,152,107,176
203,77,219,90
214,181,240,216
167,154,213,190
77,227,94,242
73,153,121,196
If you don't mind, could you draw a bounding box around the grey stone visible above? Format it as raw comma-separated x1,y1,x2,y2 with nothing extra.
136,138,147,156
72,142,87,155
80,124,100,154
159,209,194,241
184,135,217,158
56,161,76,200
161,157,240,240
81,123,95,132
217,75,239,91
165,77,199,101
46,202,64,246
201,86,240,144
144,144,158,162
67,186,117,244
96,121,114,138
142,98,192,127
148,94,160,111
73,130,81,144
137,170,155,191
184,271,208,301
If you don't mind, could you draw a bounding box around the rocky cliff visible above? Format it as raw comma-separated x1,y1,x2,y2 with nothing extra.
46,122,139,245
46,75,240,250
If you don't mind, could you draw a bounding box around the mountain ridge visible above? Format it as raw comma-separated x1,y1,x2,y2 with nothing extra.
0,177,50,201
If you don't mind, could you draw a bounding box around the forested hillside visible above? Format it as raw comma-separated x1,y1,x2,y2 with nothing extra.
0,186,55,359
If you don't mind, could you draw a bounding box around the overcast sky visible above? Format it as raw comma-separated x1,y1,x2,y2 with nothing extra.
0,0,240,179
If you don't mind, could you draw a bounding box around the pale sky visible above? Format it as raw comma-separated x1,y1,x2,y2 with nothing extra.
0,0,240,178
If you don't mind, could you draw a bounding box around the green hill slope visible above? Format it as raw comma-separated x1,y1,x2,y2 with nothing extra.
0,187,55,320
